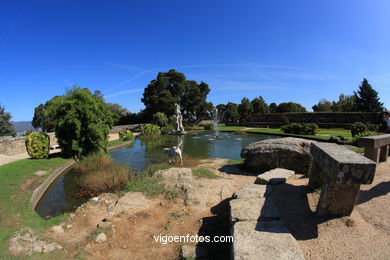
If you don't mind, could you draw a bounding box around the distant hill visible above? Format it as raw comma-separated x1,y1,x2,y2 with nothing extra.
11,121,37,133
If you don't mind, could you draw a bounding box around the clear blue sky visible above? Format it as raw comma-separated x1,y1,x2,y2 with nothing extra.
1,0,389,121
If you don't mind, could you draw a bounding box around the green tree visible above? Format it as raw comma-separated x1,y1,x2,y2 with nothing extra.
141,70,211,122
251,96,270,114
48,86,114,159
0,104,16,137
354,78,384,112
276,102,307,113
32,96,62,132
152,112,169,127
331,94,357,112
269,103,278,113
106,103,129,125
224,102,239,123
238,98,253,122
312,98,332,112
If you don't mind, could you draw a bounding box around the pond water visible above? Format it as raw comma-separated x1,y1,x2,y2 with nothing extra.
35,131,274,218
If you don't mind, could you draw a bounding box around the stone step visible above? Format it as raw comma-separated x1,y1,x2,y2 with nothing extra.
231,220,305,260
255,168,295,185
232,183,274,199
230,198,280,223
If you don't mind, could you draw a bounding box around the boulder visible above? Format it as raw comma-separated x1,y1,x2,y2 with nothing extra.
232,184,273,199
232,221,305,260
241,137,313,175
181,245,208,259
255,168,295,185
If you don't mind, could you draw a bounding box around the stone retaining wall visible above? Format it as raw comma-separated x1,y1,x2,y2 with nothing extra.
0,133,57,156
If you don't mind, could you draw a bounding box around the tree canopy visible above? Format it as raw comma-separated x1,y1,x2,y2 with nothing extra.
312,99,332,112
238,98,253,122
0,104,16,137
48,86,113,159
354,78,384,112
141,70,212,123
32,96,62,132
276,102,307,113
251,96,270,114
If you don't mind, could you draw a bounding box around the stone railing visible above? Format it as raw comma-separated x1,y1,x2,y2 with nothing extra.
358,134,390,163
309,142,376,216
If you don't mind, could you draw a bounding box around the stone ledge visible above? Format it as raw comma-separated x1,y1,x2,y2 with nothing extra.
230,198,280,223
255,168,295,185
231,221,305,260
232,184,273,199
358,134,390,148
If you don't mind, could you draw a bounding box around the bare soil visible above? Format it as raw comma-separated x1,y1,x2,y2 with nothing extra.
42,159,390,260
272,161,390,260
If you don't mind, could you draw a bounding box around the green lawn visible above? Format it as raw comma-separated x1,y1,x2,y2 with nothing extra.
198,125,353,141
0,138,135,259
0,156,71,259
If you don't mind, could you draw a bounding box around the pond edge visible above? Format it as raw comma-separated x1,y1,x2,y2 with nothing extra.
29,140,134,210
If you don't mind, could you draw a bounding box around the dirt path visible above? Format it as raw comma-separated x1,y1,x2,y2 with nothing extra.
272,161,390,260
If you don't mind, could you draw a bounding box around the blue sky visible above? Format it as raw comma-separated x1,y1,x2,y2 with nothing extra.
0,0,389,121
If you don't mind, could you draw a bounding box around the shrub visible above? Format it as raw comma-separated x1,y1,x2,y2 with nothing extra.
25,132,50,159
160,124,173,134
119,130,134,141
204,124,213,130
152,112,169,127
329,135,347,144
141,124,161,136
74,152,131,193
280,123,319,135
351,122,368,137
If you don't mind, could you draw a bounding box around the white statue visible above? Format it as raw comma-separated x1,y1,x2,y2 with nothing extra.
173,103,185,134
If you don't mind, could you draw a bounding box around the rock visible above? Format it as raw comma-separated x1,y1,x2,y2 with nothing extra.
50,225,64,233
95,232,107,243
230,198,280,223
154,168,194,204
66,224,73,230
241,137,313,175
111,192,152,216
255,168,295,185
91,197,99,202
181,245,208,258
232,221,305,260
232,184,273,199
33,170,47,176
8,228,62,256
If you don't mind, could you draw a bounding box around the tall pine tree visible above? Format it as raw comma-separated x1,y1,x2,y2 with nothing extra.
0,104,16,137
354,78,384,112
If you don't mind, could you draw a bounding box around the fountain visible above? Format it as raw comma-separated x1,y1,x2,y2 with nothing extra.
212,107,223,139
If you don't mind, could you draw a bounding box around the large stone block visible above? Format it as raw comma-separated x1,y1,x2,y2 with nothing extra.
310,142,376,184
358,134,390,148
232,184,273,199
230,198,280,223
255,168,295,185
241,137,313,175
231,221,305,260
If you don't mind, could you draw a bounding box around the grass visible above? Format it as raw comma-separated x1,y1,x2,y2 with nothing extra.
108,138,131,147
194,125,353,141
0,156,71,259
192,168,220,179
0,137,134,259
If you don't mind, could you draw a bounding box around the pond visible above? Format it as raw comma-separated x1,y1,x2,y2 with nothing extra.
35,131,274,218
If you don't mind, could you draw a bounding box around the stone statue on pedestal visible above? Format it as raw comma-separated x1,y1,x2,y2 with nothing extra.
172,103,186,135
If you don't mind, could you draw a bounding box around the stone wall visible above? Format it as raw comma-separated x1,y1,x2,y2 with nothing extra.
0,133,57,156
242,112,383,129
